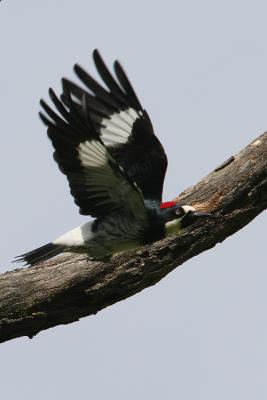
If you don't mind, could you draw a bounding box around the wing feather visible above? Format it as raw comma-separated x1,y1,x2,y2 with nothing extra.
60,50,168,203
40,94,147,222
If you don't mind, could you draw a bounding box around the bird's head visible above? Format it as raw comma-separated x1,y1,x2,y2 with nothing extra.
159,201,212,235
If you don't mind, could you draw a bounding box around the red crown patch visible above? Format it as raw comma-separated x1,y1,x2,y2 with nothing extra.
160,201,177,209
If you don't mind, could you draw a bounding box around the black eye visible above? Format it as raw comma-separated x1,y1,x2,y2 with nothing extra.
175,207,185,217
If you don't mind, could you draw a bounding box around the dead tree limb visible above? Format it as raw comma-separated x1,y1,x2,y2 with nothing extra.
0,132,266,343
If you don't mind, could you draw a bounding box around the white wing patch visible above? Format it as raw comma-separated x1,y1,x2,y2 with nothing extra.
78,140,108,167
100,108,141,147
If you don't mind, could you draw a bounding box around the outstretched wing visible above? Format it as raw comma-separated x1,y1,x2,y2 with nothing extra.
39,88,148,223
61,50,168,203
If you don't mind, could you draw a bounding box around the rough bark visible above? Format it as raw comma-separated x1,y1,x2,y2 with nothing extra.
0,132,266,343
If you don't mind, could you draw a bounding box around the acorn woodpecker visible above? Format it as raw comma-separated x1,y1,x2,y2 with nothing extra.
16,50,211,266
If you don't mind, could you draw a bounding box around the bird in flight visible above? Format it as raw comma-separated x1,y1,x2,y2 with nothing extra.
16,50,211,266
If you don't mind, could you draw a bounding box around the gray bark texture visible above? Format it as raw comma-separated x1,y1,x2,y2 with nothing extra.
0,132,266,343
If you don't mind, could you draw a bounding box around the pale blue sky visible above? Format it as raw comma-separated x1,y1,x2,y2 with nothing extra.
0,1,266,399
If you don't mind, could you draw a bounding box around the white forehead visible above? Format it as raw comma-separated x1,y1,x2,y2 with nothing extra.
182,205,196,213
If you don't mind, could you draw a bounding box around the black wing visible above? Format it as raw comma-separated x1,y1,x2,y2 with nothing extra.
39,89,147,223
61,50,168,204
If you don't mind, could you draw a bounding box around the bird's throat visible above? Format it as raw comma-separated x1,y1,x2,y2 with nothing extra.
165,218,182,236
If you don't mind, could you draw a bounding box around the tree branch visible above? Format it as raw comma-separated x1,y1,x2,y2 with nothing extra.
1,132,266,343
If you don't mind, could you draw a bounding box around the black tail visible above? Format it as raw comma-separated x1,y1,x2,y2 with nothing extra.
14,242,65,266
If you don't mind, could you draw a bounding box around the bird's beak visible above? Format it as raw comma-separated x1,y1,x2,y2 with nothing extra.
181,210,214,228
191,211,213,218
